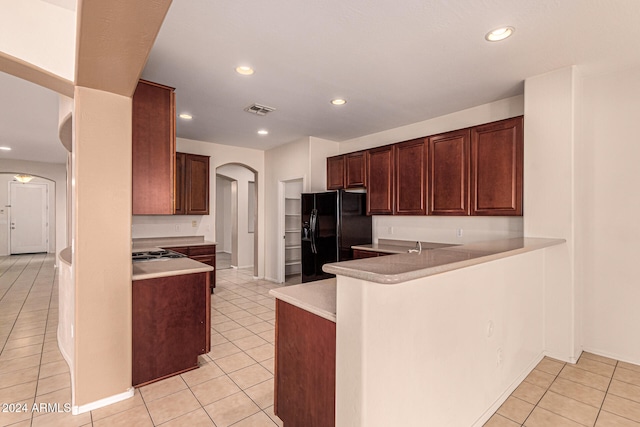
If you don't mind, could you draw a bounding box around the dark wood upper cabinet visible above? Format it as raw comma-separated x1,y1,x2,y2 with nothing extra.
394,138,427,215
326,155,345,190
175,152,210,215
174,152,186,215
366,145,394,215
184,153,210,215
428,129,470,215
470,116,523,216
132,80,176,215
345,151,366,188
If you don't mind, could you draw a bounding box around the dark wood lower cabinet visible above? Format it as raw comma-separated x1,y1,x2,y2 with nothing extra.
274,300,335,427
164,244,216,293
132,272,210,387
352,249,392,259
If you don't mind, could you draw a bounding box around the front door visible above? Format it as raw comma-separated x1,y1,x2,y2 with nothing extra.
10,182,48,254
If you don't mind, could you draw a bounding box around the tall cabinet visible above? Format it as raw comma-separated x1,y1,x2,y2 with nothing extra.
132,80,176,215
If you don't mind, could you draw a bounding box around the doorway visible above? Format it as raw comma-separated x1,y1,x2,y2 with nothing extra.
280,178,303,284
215,164,257,273
9,181,49,254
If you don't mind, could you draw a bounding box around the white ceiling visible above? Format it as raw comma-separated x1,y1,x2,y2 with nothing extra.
2,0,640,162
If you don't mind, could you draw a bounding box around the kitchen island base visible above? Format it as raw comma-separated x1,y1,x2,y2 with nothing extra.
132,271,210,387
274,299,336,427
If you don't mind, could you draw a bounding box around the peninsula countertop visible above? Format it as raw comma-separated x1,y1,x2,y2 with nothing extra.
352,239,457,254
133,257,213,281
326,237,565,284
269,278,336,322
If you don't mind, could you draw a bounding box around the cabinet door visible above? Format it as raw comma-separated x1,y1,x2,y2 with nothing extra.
394,138,427,215
132,272,207,387
174,152,186,214
428,129,470,215
345,151,366,188
470,117,523,216
190,245,217,292
366,145,394,215
326,155,345,190
275,300,335,427
185,154,210,215
132,80,176,215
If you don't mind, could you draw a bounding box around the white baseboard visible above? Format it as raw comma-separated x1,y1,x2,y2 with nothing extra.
72,388,135,415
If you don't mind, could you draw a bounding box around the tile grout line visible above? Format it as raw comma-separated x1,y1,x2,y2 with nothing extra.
0,254,34,355
591,358,617,427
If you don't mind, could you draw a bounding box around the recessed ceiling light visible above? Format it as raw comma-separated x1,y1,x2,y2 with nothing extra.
236,66,254,75
179,113,193,120
0,146,11,151
257,129,269,135
485,26,515,42
331,98,347,106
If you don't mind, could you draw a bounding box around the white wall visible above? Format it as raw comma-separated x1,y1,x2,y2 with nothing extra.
215,176,232,253
217,164,255,268
577,64,640,364
131,137,265,276
309,136,339,192
0,160,67,259
374,216,523,245
340,95,524,153
264,138,311,281
0,0,76,80
336,249,550,427
524,67,579,362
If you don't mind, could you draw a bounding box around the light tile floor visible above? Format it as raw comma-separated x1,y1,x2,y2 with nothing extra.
0,254,285,427
2,254,640,427
485,354,640,426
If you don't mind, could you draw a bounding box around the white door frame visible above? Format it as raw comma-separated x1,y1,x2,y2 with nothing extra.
277,181,285,283
278,177,305,283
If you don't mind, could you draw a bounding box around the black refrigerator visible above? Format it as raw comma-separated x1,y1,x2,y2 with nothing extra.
301,190,372,283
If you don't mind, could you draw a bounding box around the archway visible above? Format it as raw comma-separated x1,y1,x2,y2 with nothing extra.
215,163,258,277
0,173,57,256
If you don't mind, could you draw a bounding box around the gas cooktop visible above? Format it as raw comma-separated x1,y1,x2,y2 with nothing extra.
132,249,186,262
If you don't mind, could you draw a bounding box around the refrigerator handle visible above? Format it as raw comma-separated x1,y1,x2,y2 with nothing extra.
310,209,318,254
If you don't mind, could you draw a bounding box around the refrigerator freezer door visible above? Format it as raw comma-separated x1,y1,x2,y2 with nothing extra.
301,192,339,283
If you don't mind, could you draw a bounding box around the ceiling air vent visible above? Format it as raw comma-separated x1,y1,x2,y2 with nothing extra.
244,103,276,116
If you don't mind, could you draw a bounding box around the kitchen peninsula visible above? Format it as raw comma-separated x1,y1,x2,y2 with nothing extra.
270,237,565,427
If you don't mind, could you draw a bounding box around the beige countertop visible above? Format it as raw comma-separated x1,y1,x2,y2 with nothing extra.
132,236,217,252
352,239,458,254
133,257,214,281
269,278,336,323
326,237,566,284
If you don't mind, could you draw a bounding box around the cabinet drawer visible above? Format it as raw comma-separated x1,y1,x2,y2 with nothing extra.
191,254,215,266
189,245,216,256
353,249,380,259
